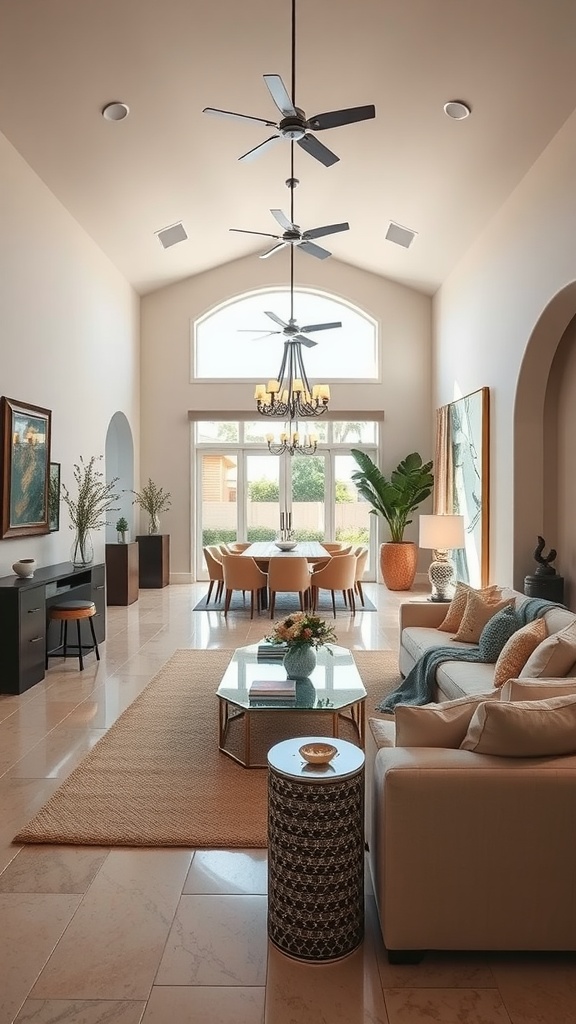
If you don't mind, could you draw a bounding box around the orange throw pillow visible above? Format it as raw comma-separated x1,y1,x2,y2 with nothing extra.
438,582,502,633
452,591,516,644
493,617,548,687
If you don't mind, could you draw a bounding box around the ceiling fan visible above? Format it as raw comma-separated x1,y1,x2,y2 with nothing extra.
230,178,349,260
239,309,342,347
202,0,375,166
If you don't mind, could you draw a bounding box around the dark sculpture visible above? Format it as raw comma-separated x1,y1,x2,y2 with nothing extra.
533,536,557,576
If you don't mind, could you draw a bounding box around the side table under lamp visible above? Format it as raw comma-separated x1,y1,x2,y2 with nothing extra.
419,514,465,602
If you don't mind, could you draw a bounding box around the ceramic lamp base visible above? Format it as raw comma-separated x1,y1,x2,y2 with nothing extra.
428,551,455,601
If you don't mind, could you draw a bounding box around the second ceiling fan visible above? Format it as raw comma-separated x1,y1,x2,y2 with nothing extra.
202,0,375,167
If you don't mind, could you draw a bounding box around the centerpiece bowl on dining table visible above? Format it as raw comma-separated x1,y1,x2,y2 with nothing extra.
275,540,297,551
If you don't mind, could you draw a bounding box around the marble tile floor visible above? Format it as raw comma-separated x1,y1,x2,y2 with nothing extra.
0,581,574,1023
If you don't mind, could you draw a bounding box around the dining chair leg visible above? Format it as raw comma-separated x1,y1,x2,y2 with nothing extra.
356,580,365,606
206,580,215,604
250,591,255,619
342,590,348,606
299,591,305,612
224,589,232,616
216,580,224,602
269,591,276,619
331,589,337,618
311,586,317,612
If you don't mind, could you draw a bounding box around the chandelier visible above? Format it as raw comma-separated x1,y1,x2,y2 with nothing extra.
266,421,318,456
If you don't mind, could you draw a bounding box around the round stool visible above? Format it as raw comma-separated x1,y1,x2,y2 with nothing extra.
47,600,100,671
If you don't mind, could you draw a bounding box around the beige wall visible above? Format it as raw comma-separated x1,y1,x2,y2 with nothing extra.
0,132,140,578
141,254,433,576
434,107,576,591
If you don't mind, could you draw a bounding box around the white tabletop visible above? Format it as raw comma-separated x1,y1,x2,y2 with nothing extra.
268,736,365,781
241,541,329,559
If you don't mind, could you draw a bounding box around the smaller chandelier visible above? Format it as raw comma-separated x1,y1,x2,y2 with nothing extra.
266,423,318,457
254,340,330,419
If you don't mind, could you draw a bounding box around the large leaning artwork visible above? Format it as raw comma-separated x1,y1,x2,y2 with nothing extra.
448,388,490,588
1,397,51,538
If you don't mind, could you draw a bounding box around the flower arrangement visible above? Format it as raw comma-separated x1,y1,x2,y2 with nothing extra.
61,456,120,535
266,612,337,650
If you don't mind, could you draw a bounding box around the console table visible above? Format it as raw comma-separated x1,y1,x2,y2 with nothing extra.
0,561,106,694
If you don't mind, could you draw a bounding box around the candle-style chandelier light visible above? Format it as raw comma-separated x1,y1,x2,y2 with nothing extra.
266,420,318,456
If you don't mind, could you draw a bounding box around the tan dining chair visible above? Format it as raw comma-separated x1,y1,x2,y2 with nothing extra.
328,544,353,556
321,542,346,553
267,556,312,619
203,545,224,605
221,553,268,618
353,545,369,607
310,553,357,618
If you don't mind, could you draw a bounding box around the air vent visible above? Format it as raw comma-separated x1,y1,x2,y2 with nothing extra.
155,222,188,249
385,221,417,249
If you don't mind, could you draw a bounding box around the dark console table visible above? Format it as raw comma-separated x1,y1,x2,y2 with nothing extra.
106,542,139,605
0,561,106,695
136,534,170,588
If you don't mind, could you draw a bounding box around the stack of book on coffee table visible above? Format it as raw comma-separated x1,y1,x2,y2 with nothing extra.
256,641,287,661
249,678,296,703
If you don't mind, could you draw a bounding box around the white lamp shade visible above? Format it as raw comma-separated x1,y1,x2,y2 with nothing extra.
419,514,465,550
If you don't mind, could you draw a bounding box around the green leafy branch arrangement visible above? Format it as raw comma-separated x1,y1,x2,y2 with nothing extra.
61,456,120,533
128,478,172,518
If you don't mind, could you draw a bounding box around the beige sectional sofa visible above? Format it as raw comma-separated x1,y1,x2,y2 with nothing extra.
366,587,576,959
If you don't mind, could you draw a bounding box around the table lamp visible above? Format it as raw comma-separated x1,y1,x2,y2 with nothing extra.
419,514,465,601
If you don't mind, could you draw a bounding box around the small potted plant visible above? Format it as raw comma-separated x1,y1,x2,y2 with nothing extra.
128,478,172,535
116,517,129,543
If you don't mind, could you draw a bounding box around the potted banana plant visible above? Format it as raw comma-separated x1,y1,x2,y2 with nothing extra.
351,450,434,590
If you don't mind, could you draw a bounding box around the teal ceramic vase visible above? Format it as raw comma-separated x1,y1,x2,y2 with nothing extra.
283,644,317,679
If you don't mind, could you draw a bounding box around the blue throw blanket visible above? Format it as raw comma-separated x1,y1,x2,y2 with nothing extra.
377,597,562,713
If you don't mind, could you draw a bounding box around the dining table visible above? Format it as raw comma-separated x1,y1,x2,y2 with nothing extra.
240,541,330,564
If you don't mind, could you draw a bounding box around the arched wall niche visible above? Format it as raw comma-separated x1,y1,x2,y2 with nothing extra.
105,412,134,543
513,282,576,597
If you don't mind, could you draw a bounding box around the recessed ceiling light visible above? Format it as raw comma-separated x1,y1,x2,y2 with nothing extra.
102,102,130,122
443,100,471,120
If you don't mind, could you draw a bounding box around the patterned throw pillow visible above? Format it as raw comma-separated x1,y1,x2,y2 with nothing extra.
438,582,502,633
478,605,522,662
452,591,516,645
493,617,548,687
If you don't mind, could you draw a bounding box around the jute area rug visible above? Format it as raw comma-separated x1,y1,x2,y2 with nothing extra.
14,648,400,849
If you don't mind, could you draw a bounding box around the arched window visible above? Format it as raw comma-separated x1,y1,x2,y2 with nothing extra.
193,288,378,380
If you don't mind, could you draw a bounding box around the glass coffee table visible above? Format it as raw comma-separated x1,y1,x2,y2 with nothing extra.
216,643,367,768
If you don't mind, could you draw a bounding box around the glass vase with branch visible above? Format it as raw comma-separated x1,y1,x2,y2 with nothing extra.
128,479,172,535
61,456,120,567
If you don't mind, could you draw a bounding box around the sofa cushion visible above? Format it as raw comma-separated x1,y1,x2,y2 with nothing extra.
478,605,523,662
520,619,576,679
437,582,502,633
402,626,473,664
500,678,576,701
542,606,576,636
460,694,576,757
452,592,516,644
395,691,499,748
435,660,496,700
493,617,548,687
368,717,396,749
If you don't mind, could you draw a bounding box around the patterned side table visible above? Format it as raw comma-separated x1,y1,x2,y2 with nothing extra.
267,736,365,962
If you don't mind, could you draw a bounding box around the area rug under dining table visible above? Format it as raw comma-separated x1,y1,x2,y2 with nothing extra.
14,648,400,849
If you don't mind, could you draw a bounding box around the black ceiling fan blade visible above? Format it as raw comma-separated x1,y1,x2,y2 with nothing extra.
263,74,297,117
299,321,342,333
202,106,277,127
294,334,318,348
297,133,339,167
308,105,376,131
298,240,332,260
271,208,295,231
238,135,281,162
265,311,290,328
304,221,350,240
260,242,290,260
230,229,282,240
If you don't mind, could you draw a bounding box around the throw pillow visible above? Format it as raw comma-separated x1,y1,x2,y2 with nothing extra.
493,617,548,687
394,691,500,749
520,619,576,678
452,591,516,645
501,679,576,701
478,605,522,663
437,582,502,633
460,693,576,757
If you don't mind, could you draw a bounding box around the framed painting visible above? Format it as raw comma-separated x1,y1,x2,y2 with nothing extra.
0,397,51,538
48,462,61,532
448,387,490,588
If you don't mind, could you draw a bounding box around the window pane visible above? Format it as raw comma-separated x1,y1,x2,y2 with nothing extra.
332,421,376,444
201,453,237,547
195,290,377,379
334,455,370,548
197,421,239,443
247,455,279,541
291,455,325,541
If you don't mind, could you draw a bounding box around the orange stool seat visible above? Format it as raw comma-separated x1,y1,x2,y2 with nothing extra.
47,600,100,671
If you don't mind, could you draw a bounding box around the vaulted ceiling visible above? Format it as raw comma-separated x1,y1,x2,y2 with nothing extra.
2,0,576,296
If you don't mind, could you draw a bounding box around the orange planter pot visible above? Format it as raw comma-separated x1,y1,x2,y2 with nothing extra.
379,541,418,591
